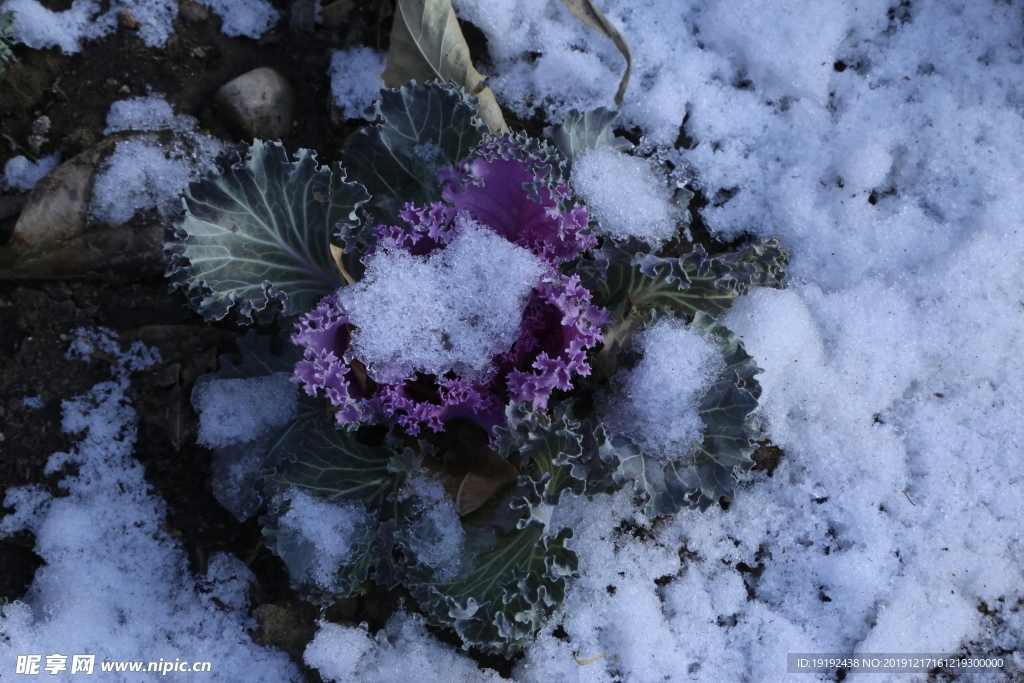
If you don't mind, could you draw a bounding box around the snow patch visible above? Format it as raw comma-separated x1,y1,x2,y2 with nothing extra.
398,475,468,583
193,0,279,38
330,47,386,119
306,613,504,682
342,218,548,384
2,0,177,51
89,134,221,226
601,315,724,457
2,153,60,192
571,146,678,246
104,95,198,134
0,331,301,682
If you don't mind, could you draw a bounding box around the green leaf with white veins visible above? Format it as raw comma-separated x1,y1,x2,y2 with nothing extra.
166,140,370,323
345,82,487,224
544,107,632,171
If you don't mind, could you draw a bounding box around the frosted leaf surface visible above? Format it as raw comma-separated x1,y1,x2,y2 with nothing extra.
571,146,677,246
399,475,468,583
603,316,725,457
341,218,547,384
275,489,374,593
192,372,298,449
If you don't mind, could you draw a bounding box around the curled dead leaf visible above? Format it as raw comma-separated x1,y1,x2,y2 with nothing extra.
430,418,520,516
574,652,618,666
558,0,632,107
384,0,508,134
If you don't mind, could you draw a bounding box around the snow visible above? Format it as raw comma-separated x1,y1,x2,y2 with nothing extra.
193,0,279,39
453,0,1024,680
398,474,468,583
192,372,299,449
570,146,677,245
1,0,176,51
0,329,301,682
90,136,198,225
21,395,43,410
89,97,223,226
1,153,59,192
342,217,548,384
330,47,387,120
0,0,277,52
600,315,723,457
104,94,197,134
274,488,374,594
305,613,504,683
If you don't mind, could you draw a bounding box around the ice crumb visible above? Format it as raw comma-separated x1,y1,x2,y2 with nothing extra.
330,47,386,119
342,218,547,384
88,133,222,226
571,146,678,246
65,326,161,376
104,95,198,135
306,612,504,683
192,372,298,449
21,395,43,410
399,475,467,583
602,316,724,457
2,153,60,192
193,0,279,38
274,488,373,593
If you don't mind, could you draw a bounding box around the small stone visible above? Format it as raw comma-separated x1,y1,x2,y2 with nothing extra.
178,0,208,22
117,9,137,29
214,68,295,141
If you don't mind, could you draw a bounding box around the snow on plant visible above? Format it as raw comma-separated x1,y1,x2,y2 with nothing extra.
165,82,789,655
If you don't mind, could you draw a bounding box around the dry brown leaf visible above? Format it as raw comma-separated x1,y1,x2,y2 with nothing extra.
558,0,632,106
574,652,618,666
383,0,508,134
329,243,356,284
430,418,520,515
452,457,519,516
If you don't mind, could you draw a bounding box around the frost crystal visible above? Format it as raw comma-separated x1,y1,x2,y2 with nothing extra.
342,218,548,385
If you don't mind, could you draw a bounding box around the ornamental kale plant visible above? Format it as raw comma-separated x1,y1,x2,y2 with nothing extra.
165,82,789,656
